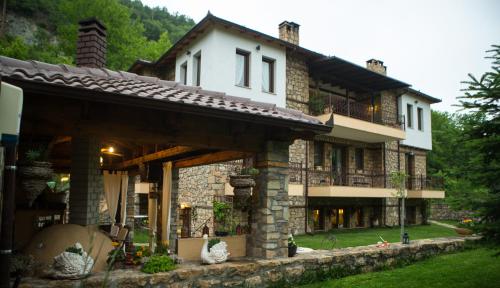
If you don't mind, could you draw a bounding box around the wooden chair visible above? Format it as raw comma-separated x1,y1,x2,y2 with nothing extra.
110,224,120,239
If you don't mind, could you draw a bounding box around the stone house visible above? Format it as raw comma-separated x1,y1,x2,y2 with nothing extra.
129,13,444,236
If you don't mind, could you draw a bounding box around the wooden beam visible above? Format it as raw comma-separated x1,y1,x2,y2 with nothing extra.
115,146,198,169
174,150,253,169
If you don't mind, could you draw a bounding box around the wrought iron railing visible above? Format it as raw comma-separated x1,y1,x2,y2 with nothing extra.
289,162,444,191
311,94,405,129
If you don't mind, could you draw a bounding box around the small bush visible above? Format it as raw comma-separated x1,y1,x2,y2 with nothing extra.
208,238,221,251
65,246,83,255
141,255,176,274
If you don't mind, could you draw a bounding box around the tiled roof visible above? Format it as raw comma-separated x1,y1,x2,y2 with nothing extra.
0,56,328,129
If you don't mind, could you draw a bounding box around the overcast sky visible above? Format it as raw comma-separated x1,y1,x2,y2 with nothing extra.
142,0,500,112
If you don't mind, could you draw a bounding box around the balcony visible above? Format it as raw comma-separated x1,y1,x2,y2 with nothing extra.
312,96,406,143
289,162,444,199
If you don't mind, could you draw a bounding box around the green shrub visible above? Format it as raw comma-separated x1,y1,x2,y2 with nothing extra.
208,238,221,251
141,255,176,274
65,246,83,255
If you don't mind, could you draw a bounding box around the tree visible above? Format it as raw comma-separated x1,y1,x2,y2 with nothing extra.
458,44,500,244
390,171,407,242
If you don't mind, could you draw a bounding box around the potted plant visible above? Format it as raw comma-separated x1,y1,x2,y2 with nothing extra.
229,167,258,210
213,200,231,236
288,234,297,257
18,148,53,206
455,218,474,236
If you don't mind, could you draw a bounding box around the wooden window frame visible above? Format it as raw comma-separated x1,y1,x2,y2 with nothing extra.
417,107,423,131
180,61,187,85
407,104,413,129
236,49,250,87
262,57,275,93
193,52,201,86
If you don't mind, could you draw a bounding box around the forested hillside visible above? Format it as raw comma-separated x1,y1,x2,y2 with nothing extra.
0,0,195,70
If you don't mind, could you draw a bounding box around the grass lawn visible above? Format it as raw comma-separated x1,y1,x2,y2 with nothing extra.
295,224,457,249
133,228,149,243
299,247,500,288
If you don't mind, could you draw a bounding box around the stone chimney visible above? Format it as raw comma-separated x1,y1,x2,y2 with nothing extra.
279,21,300,45
76,18,107,68
366,59,387,75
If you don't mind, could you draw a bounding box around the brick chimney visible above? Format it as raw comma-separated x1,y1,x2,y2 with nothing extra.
366,59,387,75
76,18,107,68
279,21,300,45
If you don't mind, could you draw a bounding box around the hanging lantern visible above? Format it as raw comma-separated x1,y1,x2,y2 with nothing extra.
403,232,410,244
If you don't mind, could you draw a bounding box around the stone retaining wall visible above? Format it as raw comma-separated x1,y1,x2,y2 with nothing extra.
20,236,477,288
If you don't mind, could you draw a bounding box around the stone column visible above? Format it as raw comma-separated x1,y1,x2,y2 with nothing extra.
69,136,103,226
169,167,180,252
126,175,137,240
248,141,290,259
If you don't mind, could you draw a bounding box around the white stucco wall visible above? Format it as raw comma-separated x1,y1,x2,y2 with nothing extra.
399,93,433,150
174,27,287,107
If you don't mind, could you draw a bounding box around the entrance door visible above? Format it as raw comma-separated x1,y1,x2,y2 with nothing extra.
332,147,346,185
179,207,191,238
405,154,415,189
330,208,345,228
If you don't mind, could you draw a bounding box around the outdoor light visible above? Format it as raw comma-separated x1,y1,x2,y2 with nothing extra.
60,176,69,182
256,45,261,51
108,146,114,153
135,182,152,194
403,232,410,244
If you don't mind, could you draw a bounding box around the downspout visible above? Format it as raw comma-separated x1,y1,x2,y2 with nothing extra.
304,141,309,234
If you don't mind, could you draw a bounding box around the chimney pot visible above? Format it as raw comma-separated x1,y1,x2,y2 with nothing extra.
366,59,387,75
76,18,107,68
279,21,300,45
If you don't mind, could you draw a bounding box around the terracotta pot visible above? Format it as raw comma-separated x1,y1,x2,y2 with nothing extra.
229,175,255,210
455,228,473,236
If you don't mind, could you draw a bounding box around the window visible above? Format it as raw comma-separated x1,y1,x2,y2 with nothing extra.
417,107,423,131
180,61,187,85
407,104,413,129
314,142,324,167
355,148,364,171
262,57,275,93
235,49,250,87
193,52,201,86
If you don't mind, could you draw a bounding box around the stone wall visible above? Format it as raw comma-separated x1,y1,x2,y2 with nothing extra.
69,136,103,226
24,236,478,287
289,196,306,234
177,162,241,237
430,202,474,220
285,52,309,114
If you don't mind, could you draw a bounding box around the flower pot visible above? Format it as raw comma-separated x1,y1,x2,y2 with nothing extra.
288,245,297,257
229,175,255,209
18,161,53,206
455,228,473,236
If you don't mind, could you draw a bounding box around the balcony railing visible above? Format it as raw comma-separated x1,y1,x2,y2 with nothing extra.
289,162,444,191
311,95,405,129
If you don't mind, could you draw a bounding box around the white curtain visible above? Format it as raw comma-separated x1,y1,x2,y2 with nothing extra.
103,171,121,225
262,60,270,92
235,53,245,86
148,193,158,252
161,162,173,245
120,172,128,225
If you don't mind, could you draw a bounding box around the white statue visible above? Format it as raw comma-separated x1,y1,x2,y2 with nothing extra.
51,242,94,279
201,234,229,264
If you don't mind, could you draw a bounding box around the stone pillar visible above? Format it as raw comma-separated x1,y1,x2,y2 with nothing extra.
169,167,180,252
384,198,399,226
248,141,290,259
126,175,137,239
69,136,103,226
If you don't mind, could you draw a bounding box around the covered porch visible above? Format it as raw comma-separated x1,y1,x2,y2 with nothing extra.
0,55,330,280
